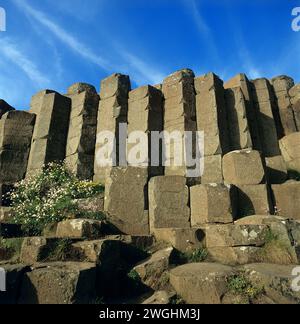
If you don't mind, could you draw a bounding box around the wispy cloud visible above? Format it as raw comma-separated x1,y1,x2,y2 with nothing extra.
184,0,220,64
118,51,165,85
13,0,111,72
0,37,50,86
12,0,165,86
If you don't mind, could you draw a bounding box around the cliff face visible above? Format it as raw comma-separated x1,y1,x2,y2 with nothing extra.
1,69,300,304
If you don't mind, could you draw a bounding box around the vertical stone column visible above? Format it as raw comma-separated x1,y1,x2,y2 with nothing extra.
225,87,253,150
224,74,262,151
289,84,300,131
29,90,56,115
0,100,15,119
27,92,71,175
0,111,35,203
195,73,230,183
162,69,197,178
94,74,131,184
271,76,297,136
252,78,287,183
127,85,163,176
65,83,99,180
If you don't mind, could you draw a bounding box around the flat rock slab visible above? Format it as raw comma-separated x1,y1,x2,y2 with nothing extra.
169,263,235,304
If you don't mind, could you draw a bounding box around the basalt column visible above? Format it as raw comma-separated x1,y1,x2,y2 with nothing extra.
0,111,35,204
162,69,197,179
27,92,71,175
127,85,164,176
251,78,287,183
195,73,230,183
65,83,99,180
271,76,297,136
94,74,131,184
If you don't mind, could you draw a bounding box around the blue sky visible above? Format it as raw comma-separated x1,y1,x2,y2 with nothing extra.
0,0,299,109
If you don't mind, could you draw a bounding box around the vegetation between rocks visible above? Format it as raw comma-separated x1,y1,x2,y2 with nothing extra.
8,163,104,236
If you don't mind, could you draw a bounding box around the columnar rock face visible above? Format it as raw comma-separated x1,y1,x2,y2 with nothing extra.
0,111,35,183
127,85,163,176
0,99,15,118
94,74,131,184
65,83,99,180
148,176,190,231
29,90,56,115
289,84,300,131
271,76,297,136
224,74,262,151
104,167,149,235
162,69,197,178
27,92,71,174
225,87,253,150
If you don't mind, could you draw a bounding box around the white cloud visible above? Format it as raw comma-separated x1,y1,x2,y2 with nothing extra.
12,0,166,86
0,37,50,86
13,0,111,71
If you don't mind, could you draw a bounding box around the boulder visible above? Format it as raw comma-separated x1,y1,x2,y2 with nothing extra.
142,290,172,304
134,247,174,290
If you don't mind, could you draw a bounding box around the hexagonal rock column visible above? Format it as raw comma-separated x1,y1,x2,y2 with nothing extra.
127,85,163,177
29,90,57,115
190,184,235,225
104,167,149,235
279,132,300,173
271,75,297,136
0,111,35,183
195,73,230,184
224,73,262,151
94,74,131,184
0,99,15,118
27,92,71,175
162,69,197,178
148,176,190,232
289,83,300,131
222,150,265,185
225,87,253,150
272,181,300,220
65,83,99,180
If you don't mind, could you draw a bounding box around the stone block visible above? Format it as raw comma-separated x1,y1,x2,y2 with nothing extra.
104,167,149,235
148,176,190,231
153,228,204,252
235,184,271,217
265,155,287,184
204,224,269,248
56,219,104,239
272,182,300,220
201,155,223,184
19,262,96,304
223,150,265,185
190,184,234,225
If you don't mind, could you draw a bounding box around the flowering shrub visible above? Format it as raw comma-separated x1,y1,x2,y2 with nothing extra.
9,163,104,235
